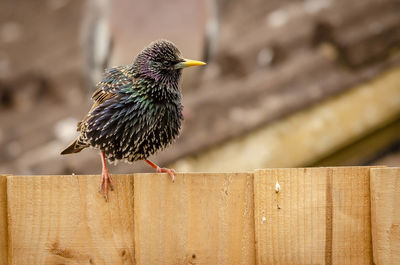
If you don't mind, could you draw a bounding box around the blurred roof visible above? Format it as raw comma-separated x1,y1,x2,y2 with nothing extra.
0,0,399,174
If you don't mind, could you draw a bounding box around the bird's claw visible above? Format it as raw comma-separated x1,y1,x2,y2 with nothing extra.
99,170,114,201
156,167,176,182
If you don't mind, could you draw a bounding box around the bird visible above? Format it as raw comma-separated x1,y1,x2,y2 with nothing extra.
61,40,206,200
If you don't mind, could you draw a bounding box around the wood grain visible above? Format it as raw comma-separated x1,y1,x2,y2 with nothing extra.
0,175,8,265
6,175,134,265
370,168,400,265
133,172,255,265
254,167,374,265
2,168,398,264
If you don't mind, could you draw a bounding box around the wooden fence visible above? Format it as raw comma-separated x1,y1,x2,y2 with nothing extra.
0,167,399,265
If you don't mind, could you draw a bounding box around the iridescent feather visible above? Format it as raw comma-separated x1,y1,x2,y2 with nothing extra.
61,40,184,163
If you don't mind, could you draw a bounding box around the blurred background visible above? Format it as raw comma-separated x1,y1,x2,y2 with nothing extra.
0,0,399,175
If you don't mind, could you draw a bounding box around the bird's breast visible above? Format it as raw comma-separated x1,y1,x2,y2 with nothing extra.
86,90,183,162
123,100,183,160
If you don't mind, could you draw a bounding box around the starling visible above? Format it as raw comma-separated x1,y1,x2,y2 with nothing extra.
61,40,206,200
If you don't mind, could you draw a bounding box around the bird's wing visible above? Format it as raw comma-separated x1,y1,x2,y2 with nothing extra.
77,66,134,132
91,66,133,108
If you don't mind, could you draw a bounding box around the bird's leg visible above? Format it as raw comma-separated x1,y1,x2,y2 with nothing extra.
99,151,114,201
145,159,175,182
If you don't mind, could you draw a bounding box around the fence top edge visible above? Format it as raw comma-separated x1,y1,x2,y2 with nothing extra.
2,166,394,178
254,165,387,172
370,167,400,172
5,172,256,178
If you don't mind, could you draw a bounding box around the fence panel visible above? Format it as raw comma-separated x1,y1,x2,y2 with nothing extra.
370,168,400,265
254,167,374,265
1,168,399,264
133,172,255,265
6,175,134,265
0,175,8,265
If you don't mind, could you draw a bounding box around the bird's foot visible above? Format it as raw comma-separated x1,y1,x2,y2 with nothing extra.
145,159,176,182
156,167,176,182
98,169,114,201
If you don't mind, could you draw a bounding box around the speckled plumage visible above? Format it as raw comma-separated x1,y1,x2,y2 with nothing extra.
62,40,205,200
61,40,185,163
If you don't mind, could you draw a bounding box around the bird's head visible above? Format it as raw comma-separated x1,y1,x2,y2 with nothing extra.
132,40,206,84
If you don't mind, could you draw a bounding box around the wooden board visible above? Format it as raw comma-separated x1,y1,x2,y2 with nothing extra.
172,67,400,172
0,175,8,265
133,172,255,265
3,168,399,264
6,175,134,265
312,119,400,166
254,167,374,265
370,168,400,265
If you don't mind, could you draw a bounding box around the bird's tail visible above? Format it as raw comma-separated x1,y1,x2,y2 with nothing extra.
60,138,88,155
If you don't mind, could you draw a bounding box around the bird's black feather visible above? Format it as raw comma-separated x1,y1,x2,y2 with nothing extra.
61,40,185,163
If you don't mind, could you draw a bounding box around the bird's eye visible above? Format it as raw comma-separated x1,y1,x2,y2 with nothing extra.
163,60,171,66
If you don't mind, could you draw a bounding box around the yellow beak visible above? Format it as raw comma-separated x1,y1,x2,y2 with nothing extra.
175,58,206,69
